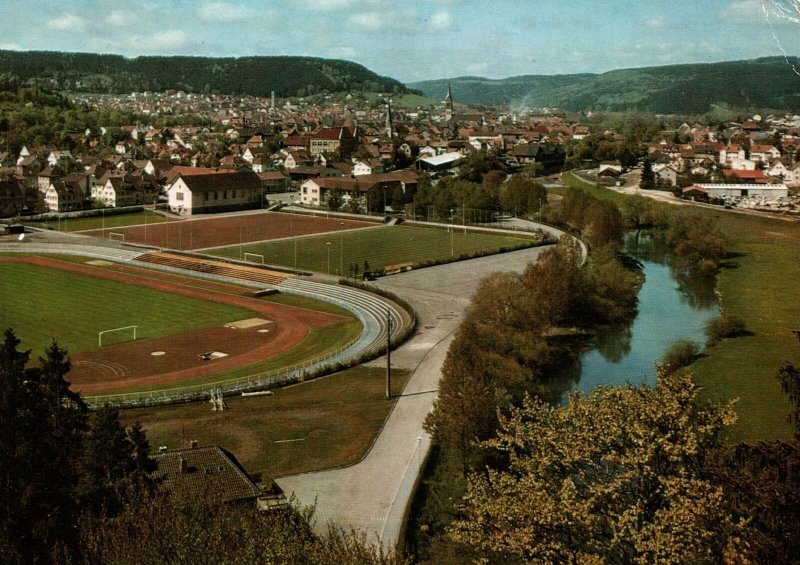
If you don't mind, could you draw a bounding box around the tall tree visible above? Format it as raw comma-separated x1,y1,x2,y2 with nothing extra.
449,371,749,563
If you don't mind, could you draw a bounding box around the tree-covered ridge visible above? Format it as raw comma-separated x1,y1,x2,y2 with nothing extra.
0,50,411,97
409,57,800,113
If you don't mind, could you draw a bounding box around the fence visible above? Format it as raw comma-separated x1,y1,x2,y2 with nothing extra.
84,285,404,409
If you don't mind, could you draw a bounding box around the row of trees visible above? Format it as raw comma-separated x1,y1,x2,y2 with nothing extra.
424,231,639,479
414,171,548,223
0,329,406,564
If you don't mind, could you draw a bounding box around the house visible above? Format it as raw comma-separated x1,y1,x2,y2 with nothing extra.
45,179,86,212
656,166,680,187
258,171,290,193
352,159,385,176
154,444,284,511
722,169,768,183
0,177,26,217
749,144,781,163
300,170,417,211
309,126,357,158
97,173,160,207
167,169,263,215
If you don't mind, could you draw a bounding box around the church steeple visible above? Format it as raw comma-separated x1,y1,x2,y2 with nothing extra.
443,84,454,122
385,98,394,138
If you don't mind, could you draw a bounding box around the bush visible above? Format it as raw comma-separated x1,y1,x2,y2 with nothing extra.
706,315,748,347
660,340,699,375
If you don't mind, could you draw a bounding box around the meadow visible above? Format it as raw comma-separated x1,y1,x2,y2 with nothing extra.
121,365,411,478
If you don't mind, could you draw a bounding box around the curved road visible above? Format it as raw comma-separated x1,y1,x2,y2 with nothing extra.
276,240,556,550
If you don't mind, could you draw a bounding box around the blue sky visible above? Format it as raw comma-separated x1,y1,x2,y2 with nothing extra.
2,0,799,83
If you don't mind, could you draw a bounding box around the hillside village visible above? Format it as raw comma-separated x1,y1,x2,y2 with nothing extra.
2,87,800,219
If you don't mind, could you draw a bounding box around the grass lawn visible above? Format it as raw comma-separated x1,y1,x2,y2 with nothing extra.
207,224,539,275
26,210,174,233
689,211,800,442
0,261,255,355
551,178,800,442
121,365,410,478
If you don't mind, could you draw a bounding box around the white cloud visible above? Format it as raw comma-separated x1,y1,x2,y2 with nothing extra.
198,2,252,22
326,46,357,59
348,12,384,30
465,62,489,74
46,14,87,33
124,30,198,54
429,10,453,30
297,0,355,11
106,9,136,27
0,43,21,50
719,0,766,23
645,15,667,28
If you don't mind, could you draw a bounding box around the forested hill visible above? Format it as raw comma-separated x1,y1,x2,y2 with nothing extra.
409,57,800,114
0,50,411,97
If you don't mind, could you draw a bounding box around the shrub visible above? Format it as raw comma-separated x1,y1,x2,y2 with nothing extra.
660,340,699,375
706,315,748,347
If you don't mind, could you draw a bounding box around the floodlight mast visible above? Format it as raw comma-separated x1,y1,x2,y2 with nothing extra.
386,308,392,399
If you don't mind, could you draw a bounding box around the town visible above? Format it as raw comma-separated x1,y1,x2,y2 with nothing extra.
3,87,800,219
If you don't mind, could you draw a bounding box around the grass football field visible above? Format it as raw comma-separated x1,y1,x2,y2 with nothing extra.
207,224,540,275
0,261,255,355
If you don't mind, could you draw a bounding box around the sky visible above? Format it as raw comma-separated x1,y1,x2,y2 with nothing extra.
2,0,799,84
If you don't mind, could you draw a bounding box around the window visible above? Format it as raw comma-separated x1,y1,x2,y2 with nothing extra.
224,190,228,199
176,192,184,201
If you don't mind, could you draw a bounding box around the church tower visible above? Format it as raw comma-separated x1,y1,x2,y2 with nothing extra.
443,84,454,122
385,98,394,138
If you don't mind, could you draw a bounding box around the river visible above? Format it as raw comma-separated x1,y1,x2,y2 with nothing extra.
552,233,720,400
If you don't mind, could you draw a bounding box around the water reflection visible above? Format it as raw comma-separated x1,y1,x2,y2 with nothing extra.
547,231,720,403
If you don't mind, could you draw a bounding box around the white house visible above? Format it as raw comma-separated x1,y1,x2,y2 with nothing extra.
167,169,263,215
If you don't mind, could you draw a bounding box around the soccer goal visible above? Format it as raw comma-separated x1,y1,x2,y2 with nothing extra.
244,252,265,265
108,232,125,241
98,325,138,347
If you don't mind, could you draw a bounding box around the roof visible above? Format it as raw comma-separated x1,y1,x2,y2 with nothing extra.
176,170,262,193
154,445,262,504
417,152,465,167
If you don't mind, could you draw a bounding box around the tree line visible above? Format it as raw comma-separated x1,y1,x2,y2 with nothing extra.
0,50,410,98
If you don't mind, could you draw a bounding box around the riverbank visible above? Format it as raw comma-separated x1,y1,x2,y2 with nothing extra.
550,179,799,442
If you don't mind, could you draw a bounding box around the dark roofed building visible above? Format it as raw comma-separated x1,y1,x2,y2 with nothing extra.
154,445,266,507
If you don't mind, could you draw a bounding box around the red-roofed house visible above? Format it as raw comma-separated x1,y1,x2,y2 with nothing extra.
309,127,357,158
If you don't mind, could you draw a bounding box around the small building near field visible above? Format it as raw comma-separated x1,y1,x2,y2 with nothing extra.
153,444,287,511
167,168,264,215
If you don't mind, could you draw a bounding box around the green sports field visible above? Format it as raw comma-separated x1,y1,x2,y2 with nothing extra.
207,224,542,275
28,210,175,233
0,262,254,356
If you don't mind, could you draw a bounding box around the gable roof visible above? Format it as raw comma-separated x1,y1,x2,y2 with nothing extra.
154,445,262,504
176,170,262,193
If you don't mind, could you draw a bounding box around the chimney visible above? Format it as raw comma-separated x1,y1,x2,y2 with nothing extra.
190,440,198,449
179,457,187,474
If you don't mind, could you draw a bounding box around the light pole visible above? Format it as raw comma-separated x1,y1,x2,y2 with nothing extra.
449,208,454,256
326,241,331,274
339,221,344,275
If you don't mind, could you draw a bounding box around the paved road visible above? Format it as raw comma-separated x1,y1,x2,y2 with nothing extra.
275,243,554,550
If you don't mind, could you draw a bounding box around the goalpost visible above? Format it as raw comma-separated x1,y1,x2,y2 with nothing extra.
108,232,125,241
98,325,138,347
244,252,265,265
